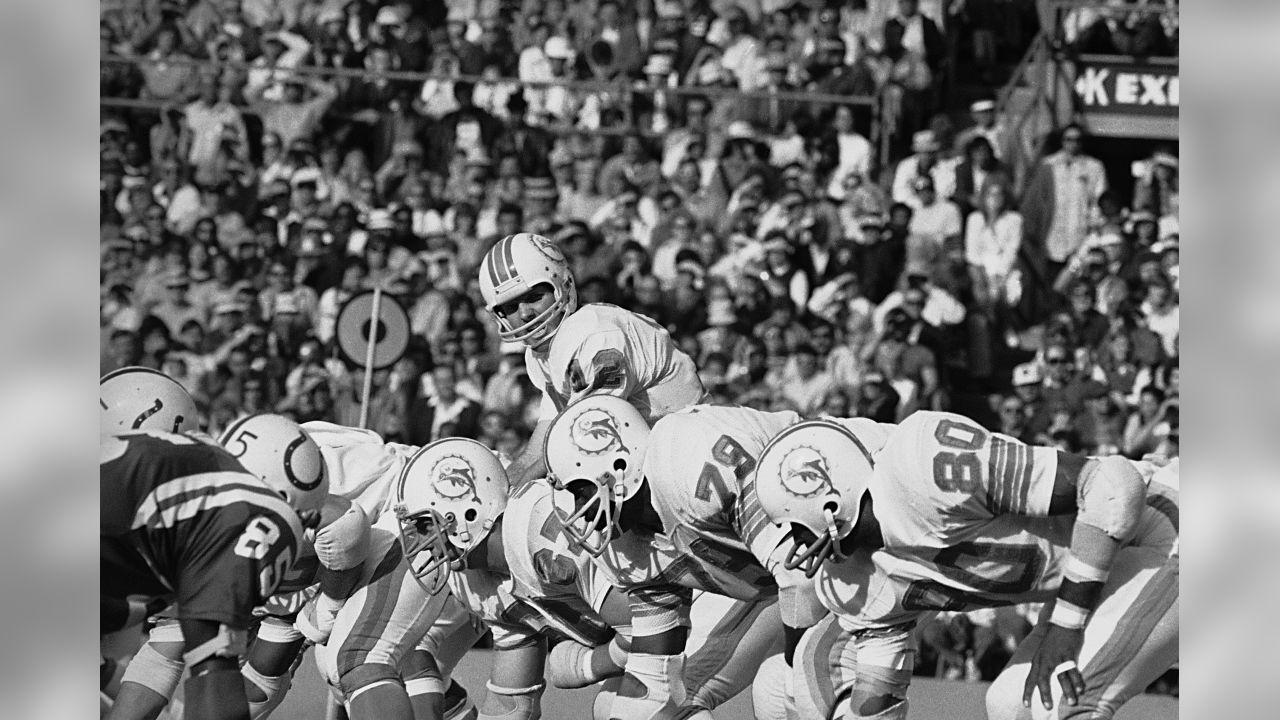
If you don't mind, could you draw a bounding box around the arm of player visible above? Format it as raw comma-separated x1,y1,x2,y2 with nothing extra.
306,496,370,643
506,415,553,490
1022,454,1148,710
178,617,252,720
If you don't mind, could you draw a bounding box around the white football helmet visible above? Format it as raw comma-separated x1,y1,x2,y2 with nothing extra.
754,420,877,577
543,396,650,556
478,232,578,348
219,414,329,523
394,438,510,593
100,366,199,435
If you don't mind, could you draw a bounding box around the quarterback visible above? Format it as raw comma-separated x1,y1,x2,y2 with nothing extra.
477,232,704,488
754,411,1179,720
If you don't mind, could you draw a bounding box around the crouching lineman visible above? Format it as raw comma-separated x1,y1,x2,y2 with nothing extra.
102,428,305,720
544,396,843,720
753,411,1180,720
296,421,477,720
477,232,705,489
107,415,369,720
396,438,774,720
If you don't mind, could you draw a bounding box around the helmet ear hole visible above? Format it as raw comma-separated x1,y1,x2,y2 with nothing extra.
822,500,839,515
464,508,478,522
613,458,627,472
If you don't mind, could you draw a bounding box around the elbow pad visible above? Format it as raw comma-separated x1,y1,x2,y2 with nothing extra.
1076,456,1147,542
314,501,370,571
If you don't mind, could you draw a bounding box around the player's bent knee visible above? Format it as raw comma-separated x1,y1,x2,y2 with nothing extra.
337,663,403,701
478,680,544,720
985,667,1033,720
750,654,792,720
241,663,293,720
849,698,910,720
119,641,185,700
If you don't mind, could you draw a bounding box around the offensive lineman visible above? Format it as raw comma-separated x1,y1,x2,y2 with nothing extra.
395,437,777,720
753,411,1179,720
545,396,849,720
477,232,704,488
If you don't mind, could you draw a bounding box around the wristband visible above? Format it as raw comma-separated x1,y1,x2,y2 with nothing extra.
1049,601,1089,630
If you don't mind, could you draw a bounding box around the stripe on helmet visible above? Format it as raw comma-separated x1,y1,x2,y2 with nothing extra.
500,233,518,283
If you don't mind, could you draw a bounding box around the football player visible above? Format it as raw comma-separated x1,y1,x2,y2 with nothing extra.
101,430,305,720
544,396,848,720
101,366,199,435
753,411,1180,720
108,415,370,720
297,421,477,720
477,232,704,488
396,438,775,720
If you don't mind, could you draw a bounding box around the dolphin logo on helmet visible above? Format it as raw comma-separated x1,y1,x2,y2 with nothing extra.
570,409,630,455
432,455,479,501
780,446,836,498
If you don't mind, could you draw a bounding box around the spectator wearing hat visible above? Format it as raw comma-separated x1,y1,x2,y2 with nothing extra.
1020,123,1108,277
953,99,1010,162
891,129,956,206
246,73,339,151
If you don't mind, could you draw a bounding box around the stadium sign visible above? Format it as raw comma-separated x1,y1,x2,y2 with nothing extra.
1072,56,1178,139
1073,58,1178,117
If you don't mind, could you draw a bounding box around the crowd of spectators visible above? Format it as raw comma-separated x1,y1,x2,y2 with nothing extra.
100,0,1179,692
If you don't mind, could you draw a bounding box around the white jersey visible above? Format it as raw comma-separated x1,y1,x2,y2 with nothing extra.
816,411,1177,632
642,405,803,601
527,303,704,423
497,480,622,646
303,421,418,522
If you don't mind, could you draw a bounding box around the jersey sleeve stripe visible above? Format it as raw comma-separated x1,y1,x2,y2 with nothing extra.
1013,443,1034,513
132,471,296,531
987,436,1008,512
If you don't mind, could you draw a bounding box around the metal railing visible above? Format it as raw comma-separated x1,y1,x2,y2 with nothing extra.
101,52,890,169
994,0,1179,192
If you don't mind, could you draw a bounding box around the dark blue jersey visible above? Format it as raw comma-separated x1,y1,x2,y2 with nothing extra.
101,431,303,631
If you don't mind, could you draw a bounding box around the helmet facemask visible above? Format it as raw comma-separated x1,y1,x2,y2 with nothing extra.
783,496,851,577
397,508,461,594
552,475,618,557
